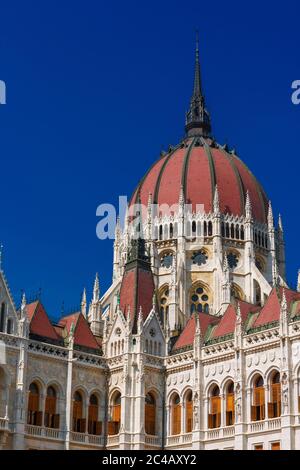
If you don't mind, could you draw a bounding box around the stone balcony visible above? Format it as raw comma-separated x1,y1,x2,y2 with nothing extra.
25,425,104,447
165,432,192,448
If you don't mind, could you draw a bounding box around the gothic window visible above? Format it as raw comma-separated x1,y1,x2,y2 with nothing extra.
44,386,59,429
268,372,281,419
6,318,12,334
27,382,42,426
0,303,5,332
88,394,102,435
159,287,169,324
160,252,173,269
108,391,121,435
226,382,235,426
190,285,210,314
251,375,265,422
185,390,193,433
191,249,208,266
227,251,239,269
255,256,265,273
170,223,173,239
208,385,221,429
254,280,261,306
73,391,85,433
208,221,213,236
145,392,156,435
171,393,181,435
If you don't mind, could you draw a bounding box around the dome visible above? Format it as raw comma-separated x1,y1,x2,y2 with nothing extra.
130,136,268,223
130,36,268,224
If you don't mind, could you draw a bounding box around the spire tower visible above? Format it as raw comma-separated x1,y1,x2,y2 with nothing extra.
185,32,211,137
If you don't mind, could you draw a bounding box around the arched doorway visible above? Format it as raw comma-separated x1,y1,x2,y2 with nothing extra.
185,391,193,433
27,382,42,426
208,385,221,429
225,382,235,426
108,391,121,435
44,386,59,428
145,392,156,435
73,391,85,433
171,393,181,435
251,375,265,421
88,394,102,435
268,372,281,418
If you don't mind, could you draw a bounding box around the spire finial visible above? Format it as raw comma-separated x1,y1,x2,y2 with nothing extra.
213,185,220,214
81,288,87,318
185,33,211,137
93,273,100,301
245,191,252,219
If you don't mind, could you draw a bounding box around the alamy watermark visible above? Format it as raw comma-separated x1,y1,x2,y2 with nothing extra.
96,196,205,241
0,80,6,105
291,80,300,105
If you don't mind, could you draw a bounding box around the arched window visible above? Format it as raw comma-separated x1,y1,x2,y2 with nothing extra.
169,223,173,239
88,394,102,435
240,225,245,240
6,318,12,335
190,284,210,315
44,386,59,429
251,376,265,421
171,394,181,435
159,225,163,240
0,303,5,332
225,223,230,238
231,283,244,301
159,286,169,327
73,391,85,433
27,382,42,426
145,392,156,435
203,221,207,237
208,221,213,237
208,385,221,429
235,225,240,240
192,221,196,236
268,372,281,418
221,222,225,237
108,392,121,435
231,224,235,239
226,382,235,426
185,391,193,433
254,280,261,306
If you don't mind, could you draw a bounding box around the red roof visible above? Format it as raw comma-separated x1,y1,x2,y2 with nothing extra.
27,301,61,341
212,301,260,338
119,265,155,326
130,137,268,223
253,287,300,327
59,312,100,350
173,313,218,350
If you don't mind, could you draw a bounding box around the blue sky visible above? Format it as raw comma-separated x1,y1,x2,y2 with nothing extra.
0,1,299,319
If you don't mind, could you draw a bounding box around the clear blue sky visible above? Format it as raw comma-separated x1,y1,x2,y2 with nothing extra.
0,1,299,319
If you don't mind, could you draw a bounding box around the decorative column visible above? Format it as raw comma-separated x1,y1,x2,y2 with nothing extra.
65,323,74,450
277,214,286,281
244,192,254,302
234,303,247,450
279,290,293,449
192,314,203,449
13,294,29,450
268,201,278,285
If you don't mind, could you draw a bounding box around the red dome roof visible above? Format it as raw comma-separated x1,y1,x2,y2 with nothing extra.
131,137,268,223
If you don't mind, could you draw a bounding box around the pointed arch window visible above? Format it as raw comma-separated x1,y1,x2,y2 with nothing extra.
88,394,102,435
185,391,193,433
226,382,235,426
145,392,156,435
208,385,221,429
190,284,210,315
251,376,265,421
0,303,5,332
108,391,121,435
159,287,169,326
171,394,181,435
268,372,281,418
73,391,85,433
44,386,59,429
27,382,42,426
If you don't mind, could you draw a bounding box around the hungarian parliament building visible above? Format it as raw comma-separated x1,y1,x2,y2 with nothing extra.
1,40,300,451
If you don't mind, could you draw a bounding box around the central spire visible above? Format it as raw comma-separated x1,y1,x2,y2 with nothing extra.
185,32,211,137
